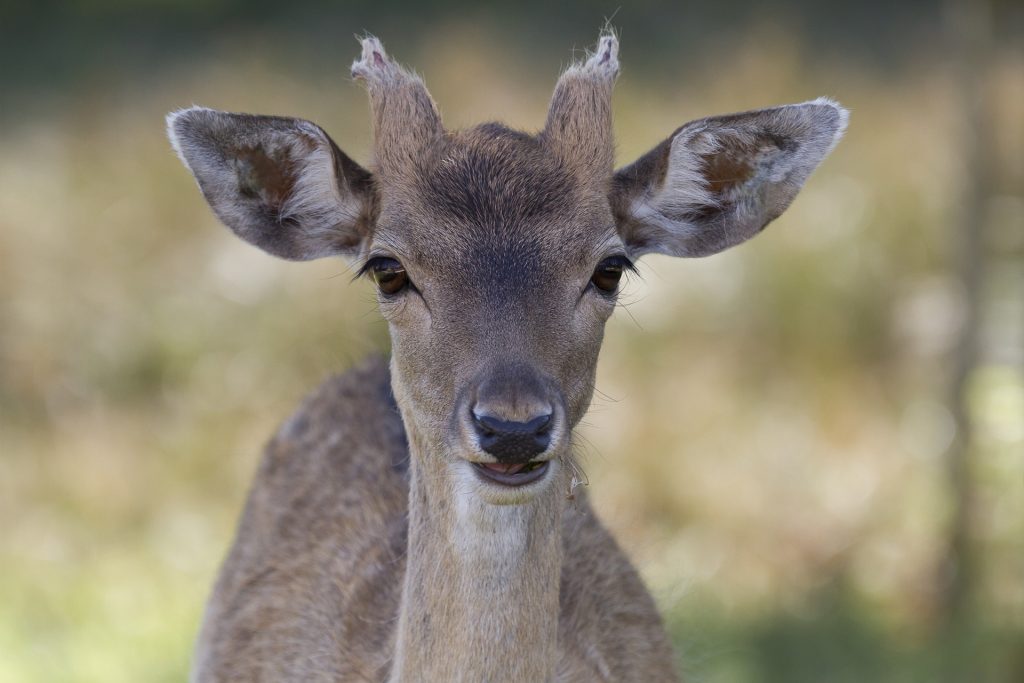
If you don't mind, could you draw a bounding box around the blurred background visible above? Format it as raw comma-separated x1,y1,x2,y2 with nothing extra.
1,0,1021,681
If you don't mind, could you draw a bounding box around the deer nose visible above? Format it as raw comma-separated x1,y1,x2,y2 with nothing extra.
471,411,553,463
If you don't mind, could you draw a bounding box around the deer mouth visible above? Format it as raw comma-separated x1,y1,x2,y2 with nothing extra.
471,460,550,487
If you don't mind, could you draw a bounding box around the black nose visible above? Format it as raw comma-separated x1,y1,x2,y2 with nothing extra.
471,411,553,463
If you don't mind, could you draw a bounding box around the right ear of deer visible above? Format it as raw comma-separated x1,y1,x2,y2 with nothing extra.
611,98,848,258
167,107,376,261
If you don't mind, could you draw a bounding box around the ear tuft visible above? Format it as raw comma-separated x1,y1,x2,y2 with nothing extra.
803,97,849,153
166,106,215,172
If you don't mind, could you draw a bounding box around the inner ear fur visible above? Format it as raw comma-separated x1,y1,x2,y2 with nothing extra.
167,107,376,261
611,98,848,258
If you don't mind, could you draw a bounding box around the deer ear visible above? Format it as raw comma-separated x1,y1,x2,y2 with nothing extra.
611,99,847,258
167,107,375,260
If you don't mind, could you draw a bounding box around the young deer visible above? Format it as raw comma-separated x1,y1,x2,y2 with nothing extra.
168,32,846,682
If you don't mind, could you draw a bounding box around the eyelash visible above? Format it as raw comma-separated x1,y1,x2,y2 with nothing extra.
359,256,412,296
589,254,636,295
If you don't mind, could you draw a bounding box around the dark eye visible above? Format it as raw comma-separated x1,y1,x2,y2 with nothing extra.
590,255,631,294
364,257,410,295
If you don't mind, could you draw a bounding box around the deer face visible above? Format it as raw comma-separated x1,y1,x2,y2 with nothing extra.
369,125,623,494
168,33,845,503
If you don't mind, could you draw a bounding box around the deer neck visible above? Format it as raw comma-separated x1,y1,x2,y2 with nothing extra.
388,430,566,682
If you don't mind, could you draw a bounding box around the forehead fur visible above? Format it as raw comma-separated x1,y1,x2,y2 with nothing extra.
376,122,613,256
418,124,578,231
372,123,616,294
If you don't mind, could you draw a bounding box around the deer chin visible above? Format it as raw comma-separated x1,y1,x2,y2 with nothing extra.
455,458,559,506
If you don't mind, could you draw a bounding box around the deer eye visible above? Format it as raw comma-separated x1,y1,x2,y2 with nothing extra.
364,257,410,295
590,255,632,294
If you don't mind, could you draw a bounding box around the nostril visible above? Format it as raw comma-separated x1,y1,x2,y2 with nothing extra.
470,409,556,462
471,411,553,436
527,413,552,435
471,411,497,436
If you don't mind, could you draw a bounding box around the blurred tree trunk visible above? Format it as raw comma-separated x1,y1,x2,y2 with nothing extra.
937,0,993,629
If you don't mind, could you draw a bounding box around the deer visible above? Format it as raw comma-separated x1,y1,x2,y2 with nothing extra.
167,31,846,683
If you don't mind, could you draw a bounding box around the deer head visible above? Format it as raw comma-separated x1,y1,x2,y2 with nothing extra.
167,32,846,507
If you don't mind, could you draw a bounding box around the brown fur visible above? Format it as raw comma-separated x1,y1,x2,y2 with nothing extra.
193,358,676,681
166,31,846,682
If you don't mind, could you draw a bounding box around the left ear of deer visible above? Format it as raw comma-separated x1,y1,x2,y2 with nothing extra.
611,98,848,258
167,108,376,261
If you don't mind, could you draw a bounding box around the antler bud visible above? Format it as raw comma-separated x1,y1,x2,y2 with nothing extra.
351,36,444,179
542,32,620,183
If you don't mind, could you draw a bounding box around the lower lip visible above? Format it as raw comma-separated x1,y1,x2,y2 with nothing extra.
471,461,550,487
